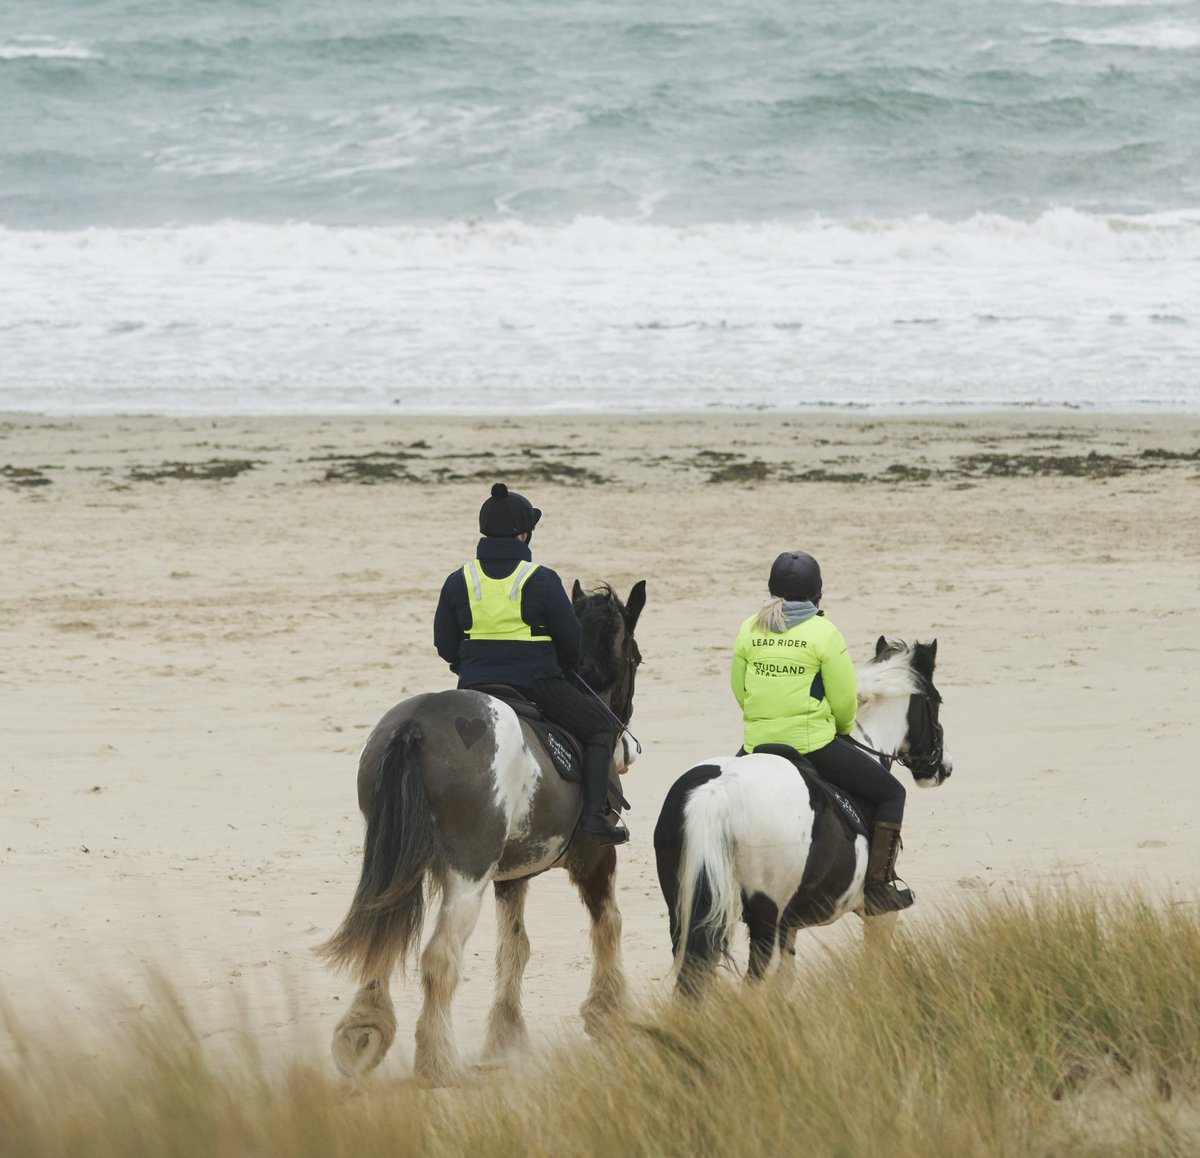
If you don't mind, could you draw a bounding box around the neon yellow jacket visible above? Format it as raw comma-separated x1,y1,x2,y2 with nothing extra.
731,611,858,754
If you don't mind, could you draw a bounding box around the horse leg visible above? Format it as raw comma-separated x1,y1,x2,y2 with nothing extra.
777,925,800,988
859,908,900,955
743,892,780,982
413,869,489,1086
654,830,684,960
482,877,532,1062
331,975,397,1078
569,844,629,1036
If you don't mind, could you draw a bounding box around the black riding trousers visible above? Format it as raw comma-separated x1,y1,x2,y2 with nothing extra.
804,736,906,825
530,676,616,749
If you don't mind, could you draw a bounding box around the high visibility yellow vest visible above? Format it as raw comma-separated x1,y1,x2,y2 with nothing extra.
462,560,552,642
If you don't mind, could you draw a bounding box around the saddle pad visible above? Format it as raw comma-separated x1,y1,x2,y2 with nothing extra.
522,718,631,813
744,743,868,838
812,779,868,838
524,717,582,780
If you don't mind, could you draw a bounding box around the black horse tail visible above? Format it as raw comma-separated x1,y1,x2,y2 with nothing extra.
654,764,739,997
317,722,446,983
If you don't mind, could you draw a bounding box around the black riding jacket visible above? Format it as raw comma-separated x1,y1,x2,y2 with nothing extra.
433,537,581,688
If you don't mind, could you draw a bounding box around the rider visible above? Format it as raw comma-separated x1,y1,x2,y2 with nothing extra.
731,550,913,915
433,482,628,846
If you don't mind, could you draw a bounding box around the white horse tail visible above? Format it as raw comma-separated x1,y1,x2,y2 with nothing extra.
317,722,447,983
674,778,741,989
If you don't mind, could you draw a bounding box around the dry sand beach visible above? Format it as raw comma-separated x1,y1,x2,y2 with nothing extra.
2,411,1199,1073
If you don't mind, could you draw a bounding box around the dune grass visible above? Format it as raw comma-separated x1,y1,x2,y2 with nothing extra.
2,891,1198,1157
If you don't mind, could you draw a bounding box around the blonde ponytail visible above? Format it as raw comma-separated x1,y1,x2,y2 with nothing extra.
754,597,787,634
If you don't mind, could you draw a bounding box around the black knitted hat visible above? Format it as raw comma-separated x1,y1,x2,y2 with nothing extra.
478,482,542,537
768,550,823,602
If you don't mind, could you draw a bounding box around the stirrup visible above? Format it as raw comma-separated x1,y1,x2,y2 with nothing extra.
862,878,915,917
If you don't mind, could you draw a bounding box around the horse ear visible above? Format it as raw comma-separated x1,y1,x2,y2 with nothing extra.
875,635,889,657
625,580,646,632
571,579,584,604
929,638,938,661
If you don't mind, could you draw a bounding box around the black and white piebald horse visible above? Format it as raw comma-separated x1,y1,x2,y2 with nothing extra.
654,637,951,994
319,581,645,1085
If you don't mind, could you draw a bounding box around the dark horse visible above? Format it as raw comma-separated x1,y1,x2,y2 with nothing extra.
654,638,951,994
318,581,645,1085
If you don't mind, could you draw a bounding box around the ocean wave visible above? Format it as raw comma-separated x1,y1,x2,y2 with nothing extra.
4,209,1196,269
0,37,97,61
1057,23,1200,49
1,206,1195,411
5,3,1199,232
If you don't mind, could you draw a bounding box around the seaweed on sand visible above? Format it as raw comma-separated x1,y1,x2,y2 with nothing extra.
128,459,260,482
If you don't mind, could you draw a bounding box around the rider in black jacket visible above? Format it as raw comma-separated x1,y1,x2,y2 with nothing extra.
433,483,628,845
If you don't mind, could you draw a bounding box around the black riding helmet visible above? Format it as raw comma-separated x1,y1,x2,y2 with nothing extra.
768,550,823,603
479,482,542,538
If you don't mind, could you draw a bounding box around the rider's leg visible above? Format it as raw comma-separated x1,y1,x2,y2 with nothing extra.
804,736,912,914
531,676,627,846
862,820,912,915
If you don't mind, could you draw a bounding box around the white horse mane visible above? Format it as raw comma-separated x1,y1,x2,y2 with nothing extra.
856,646,921,708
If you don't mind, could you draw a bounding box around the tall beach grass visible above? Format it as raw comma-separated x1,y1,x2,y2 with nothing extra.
2,890,1198,1157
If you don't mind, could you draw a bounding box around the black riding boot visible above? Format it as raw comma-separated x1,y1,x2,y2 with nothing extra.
863,820,914,916
579,741,628,846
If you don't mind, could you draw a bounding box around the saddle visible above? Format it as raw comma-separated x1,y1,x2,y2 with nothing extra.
471,684,631,813
742,743,869,838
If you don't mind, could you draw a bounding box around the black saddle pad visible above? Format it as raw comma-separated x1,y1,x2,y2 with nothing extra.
470,684,630,813
743,743,869,838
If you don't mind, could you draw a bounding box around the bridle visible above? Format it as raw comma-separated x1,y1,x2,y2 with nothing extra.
901,685,946,778
847,682,945,780
608,641,640,727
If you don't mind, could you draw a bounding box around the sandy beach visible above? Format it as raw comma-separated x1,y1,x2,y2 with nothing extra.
2,410,1199,1071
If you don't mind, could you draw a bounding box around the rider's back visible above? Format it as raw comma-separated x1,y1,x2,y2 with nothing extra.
732,611,856,754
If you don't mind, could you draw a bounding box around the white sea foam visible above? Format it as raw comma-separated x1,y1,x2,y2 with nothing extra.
1,211,1196,413
9,209,1189,268
0,38,96,61
1059,23,1200,49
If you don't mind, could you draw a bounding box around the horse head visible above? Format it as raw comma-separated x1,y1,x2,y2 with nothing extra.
870,636,952,786
571,579,646,727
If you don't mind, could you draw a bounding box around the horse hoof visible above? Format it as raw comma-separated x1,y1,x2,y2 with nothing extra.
332,1024,391,1077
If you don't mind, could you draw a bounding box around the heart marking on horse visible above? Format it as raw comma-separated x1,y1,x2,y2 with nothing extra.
455,717,487,749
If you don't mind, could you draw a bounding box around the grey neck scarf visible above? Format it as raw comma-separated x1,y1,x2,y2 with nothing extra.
781,600,820,629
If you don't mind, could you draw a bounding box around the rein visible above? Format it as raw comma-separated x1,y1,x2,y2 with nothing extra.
570,666,643,756
844,731,897,771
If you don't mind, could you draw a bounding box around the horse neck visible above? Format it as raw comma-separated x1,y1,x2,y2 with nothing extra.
854,664,913,755
576,596,628,710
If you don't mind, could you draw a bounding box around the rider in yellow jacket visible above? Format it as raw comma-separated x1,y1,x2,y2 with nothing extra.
732,550,913,915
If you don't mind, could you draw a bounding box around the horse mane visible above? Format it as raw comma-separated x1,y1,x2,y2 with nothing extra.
858,638,941,706
857,641,922,704
573,584,627,690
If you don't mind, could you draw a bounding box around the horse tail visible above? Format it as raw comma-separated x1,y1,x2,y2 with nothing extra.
673,776,740,991
317,722,445,983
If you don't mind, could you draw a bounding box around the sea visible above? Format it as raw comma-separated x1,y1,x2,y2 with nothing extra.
2,0,1198,414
